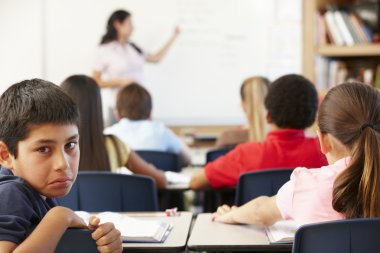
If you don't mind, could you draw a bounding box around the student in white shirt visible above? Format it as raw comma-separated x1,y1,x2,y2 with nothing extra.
104,83,192,166
92,9,180,125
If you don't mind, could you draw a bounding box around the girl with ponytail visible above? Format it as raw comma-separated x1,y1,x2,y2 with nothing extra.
212,82,380,226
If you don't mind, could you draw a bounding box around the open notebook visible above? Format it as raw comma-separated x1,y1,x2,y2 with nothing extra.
265,220,298,244
76,211,173,243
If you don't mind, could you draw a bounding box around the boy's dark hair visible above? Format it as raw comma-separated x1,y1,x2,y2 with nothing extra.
0,79,80,157
116,83,152,120
264,74,318,129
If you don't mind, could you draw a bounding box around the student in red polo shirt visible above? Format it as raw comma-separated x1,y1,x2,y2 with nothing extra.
189,74,328,189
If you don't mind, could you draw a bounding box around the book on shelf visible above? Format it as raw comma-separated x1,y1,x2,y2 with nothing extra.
325,10,345,45
75,211,173,243
341,11,362,44
349,13,370,43
265,220,298,244
316,12,327,46
334,10,355,46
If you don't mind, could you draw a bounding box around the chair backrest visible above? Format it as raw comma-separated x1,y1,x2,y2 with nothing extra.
56,172,159,211
235,168,294,206
136,150,181,172
206,147,233,163
293,218,380,253
55,228,98,253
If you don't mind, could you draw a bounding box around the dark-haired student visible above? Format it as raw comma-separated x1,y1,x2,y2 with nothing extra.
92,9,180,124
190,74,328,190
61,75,167,189
213,82,380,227
104,83,192,167
0,79,122,253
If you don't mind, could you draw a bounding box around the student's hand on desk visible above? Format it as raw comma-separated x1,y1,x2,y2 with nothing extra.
211,204,239,224
88,216,123,253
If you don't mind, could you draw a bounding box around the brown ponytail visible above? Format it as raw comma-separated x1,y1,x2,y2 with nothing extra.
318,82,380,218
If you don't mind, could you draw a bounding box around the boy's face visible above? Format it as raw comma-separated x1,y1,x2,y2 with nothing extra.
1,123,80,198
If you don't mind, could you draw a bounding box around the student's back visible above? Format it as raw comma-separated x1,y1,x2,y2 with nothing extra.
105,118,180,152
105,83,192,166
209,129,325,188
190,74,328,189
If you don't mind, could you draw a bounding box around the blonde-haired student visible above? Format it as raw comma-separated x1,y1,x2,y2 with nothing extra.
213,82,380,226
0,79,122,253
215,76,270,148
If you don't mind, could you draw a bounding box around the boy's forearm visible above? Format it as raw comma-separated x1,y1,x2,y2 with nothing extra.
13,207,73,253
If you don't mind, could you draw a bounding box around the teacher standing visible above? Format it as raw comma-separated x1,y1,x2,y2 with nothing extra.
93,9,180,125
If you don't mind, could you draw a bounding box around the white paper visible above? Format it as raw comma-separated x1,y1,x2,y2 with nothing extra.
165,171,191,184
265,220,298,244
75,211,170,240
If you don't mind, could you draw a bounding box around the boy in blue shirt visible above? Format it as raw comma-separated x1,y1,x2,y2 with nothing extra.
0,79,122,253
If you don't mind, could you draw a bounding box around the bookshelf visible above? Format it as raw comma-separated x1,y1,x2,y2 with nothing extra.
303,0,380,89
317,44,380,56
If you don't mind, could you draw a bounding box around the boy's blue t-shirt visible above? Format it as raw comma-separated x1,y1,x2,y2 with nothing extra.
0,166,56,244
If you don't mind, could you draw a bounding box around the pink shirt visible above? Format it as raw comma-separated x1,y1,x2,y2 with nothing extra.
94,41,145,83
276,157,350,226
94,41,146,123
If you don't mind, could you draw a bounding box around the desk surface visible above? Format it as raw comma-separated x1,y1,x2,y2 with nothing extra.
188,213,292,252
122,212,192,252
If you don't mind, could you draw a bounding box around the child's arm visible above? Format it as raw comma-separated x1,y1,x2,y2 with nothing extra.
0,206,86,253
178,139,192,167
189,169,211,190
126,150,167,188
211,195,282,226
88,216,123,253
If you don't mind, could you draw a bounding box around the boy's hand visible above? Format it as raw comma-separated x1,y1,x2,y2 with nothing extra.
88,216,123,253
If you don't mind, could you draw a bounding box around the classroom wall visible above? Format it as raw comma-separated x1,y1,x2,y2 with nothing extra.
0,0,302,125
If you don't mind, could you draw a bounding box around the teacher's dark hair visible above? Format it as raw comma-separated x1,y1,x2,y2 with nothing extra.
101,10,130,44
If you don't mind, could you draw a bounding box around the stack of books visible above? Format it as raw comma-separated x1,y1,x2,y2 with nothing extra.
316,9,373,46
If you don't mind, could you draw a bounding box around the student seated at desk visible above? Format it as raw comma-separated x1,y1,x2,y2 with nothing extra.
61,75,167,188
212,82,380,226
190,74,328,190
0,79,122,253
104,83,192,166
215,76,270,149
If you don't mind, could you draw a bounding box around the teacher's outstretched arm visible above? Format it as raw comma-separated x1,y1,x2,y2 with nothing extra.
146,27,180,63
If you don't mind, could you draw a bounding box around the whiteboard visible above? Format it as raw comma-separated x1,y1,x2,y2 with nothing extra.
1,0,302,125
0,0,44,94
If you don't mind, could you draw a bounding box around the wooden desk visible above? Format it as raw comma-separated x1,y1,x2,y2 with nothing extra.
122,212,192,253
188,213,292,252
